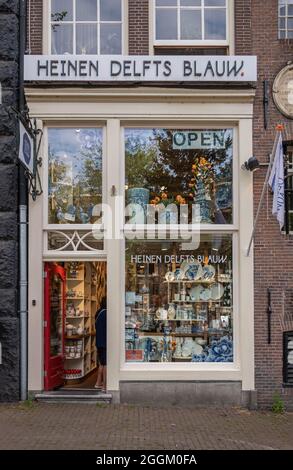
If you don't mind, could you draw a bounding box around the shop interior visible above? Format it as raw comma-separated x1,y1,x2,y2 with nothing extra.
45,261,106,390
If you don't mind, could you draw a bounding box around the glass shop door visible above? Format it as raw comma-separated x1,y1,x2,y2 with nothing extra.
44,263,66,391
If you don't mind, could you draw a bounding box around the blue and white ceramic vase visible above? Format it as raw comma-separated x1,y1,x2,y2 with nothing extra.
127,188,150,215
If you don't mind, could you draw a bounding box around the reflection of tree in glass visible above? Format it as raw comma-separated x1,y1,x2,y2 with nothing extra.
51,11,69,32
49,130,103,224
125,129,233,223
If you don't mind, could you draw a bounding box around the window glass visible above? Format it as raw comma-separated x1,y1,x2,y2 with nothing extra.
204,9,226,40
48,128,103,225
100,0,122,21
100,23,122,54
181,10,202,40
51,24,73,54
125,128,233,225
181,0,201,6
205,0,226,6
125,235,233,363
76,24,98,54
156,0,177,5
156,10,178,40
51,0,73,21
76,0,97,21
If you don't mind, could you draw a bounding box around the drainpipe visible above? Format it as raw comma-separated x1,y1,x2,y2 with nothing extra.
19,0,28,401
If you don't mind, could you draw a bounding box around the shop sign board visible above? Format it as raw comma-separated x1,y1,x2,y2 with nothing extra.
24,55,257,82
18,120,34,175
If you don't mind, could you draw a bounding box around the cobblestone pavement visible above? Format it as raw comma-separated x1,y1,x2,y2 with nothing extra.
0,403,292,450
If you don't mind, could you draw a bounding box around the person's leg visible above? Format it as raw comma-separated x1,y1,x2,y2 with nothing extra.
95,365,104,388
102,366,107,392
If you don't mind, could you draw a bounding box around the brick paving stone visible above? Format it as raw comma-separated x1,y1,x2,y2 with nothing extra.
0,404,292,450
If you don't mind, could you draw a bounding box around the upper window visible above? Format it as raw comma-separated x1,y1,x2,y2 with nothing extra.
154,0,228,44
50,0,123,54
125,128,233,225
279,0,293,39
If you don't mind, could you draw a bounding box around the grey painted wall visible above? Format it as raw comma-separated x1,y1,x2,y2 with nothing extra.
0,0,20,402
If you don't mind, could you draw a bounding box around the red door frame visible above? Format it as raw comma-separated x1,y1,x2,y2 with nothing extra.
44,263,66,391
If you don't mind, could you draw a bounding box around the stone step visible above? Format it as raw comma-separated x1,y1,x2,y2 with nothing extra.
35,390,112,404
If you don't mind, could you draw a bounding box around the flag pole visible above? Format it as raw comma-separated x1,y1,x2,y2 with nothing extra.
246,127,283,257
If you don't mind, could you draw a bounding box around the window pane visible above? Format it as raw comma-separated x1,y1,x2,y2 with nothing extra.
48,129,103,225
287,30,293,38
205,0,226,6
76,0,97,21
156,0,177,6
156,9,178,39
51,24,73,54
100,0,122,21
279,29,286,38
181,9,202,39
279,17,286,28
181,0,201,5
76,24,97,54
125,129,233,225
125,235,233,363
205,9,226,39
289,5,293,16
288,17,293,28
51,0,73,22
100,23,122,54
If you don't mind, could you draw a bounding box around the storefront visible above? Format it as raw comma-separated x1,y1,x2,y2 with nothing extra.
24,53,256,404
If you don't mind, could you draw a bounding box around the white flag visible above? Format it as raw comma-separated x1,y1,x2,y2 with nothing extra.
268,133,285,229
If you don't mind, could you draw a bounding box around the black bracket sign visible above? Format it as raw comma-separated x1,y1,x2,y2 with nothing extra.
10,106,43,201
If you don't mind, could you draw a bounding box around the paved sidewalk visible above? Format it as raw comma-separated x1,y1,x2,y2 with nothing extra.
0,403,292,450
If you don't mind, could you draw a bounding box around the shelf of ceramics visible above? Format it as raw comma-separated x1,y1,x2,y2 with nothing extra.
66,315,85,320
164,280,232,284
65,334,85,340
154,319,206,322
138,332,208,338
65,355,85,361
172,300,221,304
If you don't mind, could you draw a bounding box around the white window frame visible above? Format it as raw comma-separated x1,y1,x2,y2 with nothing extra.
48,0,126,55
122,123,240,370
279,0,293,39
152,0,233,49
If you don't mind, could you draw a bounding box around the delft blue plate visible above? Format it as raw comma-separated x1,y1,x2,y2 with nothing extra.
202,265,216,281
185,262,203,281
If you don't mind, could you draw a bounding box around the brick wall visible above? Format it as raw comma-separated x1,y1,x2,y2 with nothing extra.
234,0,252,54
252,0,293,409
0,0,20,402
128,0,149,55
27,0,42,54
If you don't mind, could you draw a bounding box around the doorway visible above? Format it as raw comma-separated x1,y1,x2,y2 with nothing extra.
44,261,107,391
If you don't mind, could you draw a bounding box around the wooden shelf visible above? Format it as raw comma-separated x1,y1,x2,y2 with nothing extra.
66,315,84,319
65,334,85,340
138,332,207,337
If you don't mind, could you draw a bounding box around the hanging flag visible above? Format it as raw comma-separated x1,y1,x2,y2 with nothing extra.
268,133,285,229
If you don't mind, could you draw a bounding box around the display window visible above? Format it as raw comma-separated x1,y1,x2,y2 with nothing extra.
124,125,236,365
125,235,233,363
